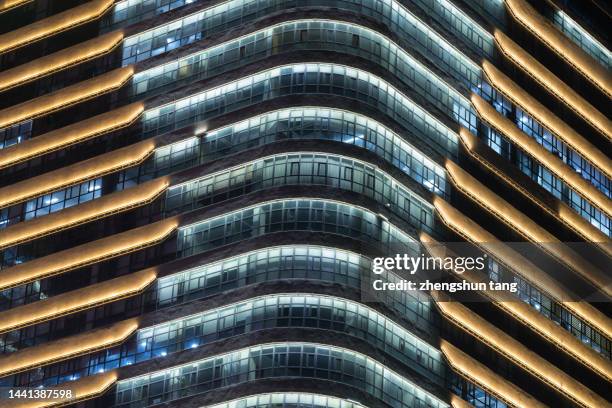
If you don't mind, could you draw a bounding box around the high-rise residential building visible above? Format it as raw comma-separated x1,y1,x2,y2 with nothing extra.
0,0,609,407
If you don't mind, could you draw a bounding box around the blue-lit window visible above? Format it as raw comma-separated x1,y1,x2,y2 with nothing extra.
0,120,32,149
107,0,196,29
0,208,8,229
24,179,103,221
0,281,43,311
450,374,507,408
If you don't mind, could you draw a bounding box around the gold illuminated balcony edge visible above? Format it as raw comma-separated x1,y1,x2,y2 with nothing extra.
0,102,144,170
458,128,612,259
0,219,176,292
471,93,612,219
0,178,170,249
0,0,115,54
0,0,31,13
505,0,612,98
494,30,612,141
432,196,612,338
0,269,156,334
421,232,612,382
450,395,474,408
434,293,609,408
0,139,155,209
0,30,125,93
0,66,134,130
557,205,612,256
5,372,117,408
445,159,612,298
0,318,138,377
482,60,612,176
441,340,546,408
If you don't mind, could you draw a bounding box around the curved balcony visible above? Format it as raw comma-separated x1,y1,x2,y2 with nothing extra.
206,393,368,408
113,342,448,408
19,291,441,389
129,18,475,132
141,62,459,159
6,241,436,386
118,0,481,92
166,151,435,233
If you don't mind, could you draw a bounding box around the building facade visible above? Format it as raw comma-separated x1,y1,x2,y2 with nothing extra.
0,0,610,407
